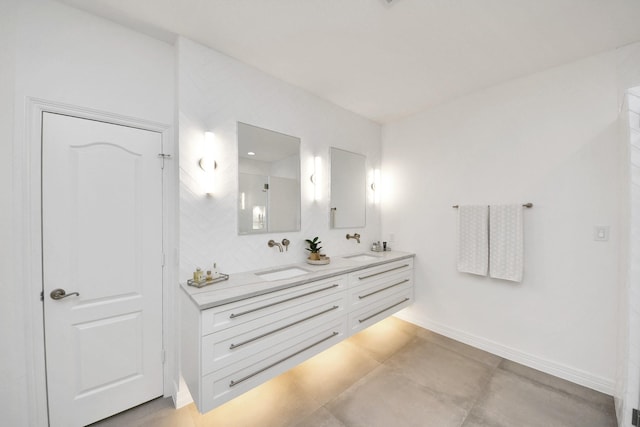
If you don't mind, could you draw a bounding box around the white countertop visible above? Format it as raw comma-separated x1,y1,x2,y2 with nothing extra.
181,251,415,310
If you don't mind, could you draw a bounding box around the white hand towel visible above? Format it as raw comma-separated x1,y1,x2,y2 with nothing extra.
489,204,524,282
457,205,489,276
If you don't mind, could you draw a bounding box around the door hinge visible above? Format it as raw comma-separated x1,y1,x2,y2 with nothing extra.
633,408,639,426
40,291,44,301
161,349,166,364
158,153,172,169
161,252,165,267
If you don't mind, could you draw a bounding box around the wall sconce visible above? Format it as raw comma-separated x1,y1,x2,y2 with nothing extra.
371,168,381,204
199,131,217,194
310,156,322,201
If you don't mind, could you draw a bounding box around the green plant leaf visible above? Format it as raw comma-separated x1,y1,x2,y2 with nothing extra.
305,236,323,253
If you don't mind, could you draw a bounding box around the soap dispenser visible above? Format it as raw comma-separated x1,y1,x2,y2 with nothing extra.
212,262,219,279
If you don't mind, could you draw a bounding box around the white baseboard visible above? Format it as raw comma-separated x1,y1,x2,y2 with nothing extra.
394,311,615,395
172,379,194,409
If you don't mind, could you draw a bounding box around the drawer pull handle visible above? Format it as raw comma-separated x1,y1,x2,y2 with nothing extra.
229,305,340,350
229,284,340,319
358,298,410,324
358,279,410,300
229,331,339,388
358,264,409,280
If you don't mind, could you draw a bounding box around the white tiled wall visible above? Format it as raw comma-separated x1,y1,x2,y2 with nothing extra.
177,37,382,279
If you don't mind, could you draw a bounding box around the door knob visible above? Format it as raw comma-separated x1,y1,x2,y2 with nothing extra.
50,288,80,300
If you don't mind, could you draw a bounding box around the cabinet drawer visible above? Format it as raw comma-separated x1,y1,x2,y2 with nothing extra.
348,288,413,334
348,258,413,287
199,318,347,412
202,292,347,375
349,270,413,310
201,275,346,335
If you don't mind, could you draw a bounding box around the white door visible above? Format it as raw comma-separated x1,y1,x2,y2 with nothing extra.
42,112,164,427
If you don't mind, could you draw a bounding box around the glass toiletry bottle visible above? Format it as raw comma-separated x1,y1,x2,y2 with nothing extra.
212,262,219,279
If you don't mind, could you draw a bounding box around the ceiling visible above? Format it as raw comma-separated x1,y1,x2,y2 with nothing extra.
58,0,640,124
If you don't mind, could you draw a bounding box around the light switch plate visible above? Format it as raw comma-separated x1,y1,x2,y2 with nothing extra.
594,226,610,241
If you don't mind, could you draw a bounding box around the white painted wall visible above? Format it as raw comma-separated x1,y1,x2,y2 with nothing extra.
178,37,381,279
383,48,632,395
0,2,23,426
2,1,176,425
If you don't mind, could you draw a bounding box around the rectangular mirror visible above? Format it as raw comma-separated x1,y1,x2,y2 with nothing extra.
330,147,366,228
238,122,301,235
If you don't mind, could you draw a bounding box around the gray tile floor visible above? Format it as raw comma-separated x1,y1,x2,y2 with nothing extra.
91,317,616,427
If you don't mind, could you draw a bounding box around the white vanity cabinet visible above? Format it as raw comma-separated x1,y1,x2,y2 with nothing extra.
181,275,348,413
181,252,414,414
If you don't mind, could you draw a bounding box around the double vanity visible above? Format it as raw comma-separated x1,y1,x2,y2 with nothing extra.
180,121,407,413
180,251,415,413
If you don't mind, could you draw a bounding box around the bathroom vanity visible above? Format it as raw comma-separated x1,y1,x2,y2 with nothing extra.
180,251,414,413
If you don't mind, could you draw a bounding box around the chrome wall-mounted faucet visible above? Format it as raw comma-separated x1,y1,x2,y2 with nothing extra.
346,233,361,244
268,239,284,252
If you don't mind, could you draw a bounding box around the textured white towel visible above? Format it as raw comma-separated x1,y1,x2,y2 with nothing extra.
489,204,524,282
457,205,489,276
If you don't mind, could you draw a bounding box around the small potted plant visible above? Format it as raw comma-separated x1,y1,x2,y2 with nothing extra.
305,237,323,261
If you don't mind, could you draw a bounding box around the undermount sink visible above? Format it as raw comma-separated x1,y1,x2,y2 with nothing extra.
255,266,311,282
343,253,383,262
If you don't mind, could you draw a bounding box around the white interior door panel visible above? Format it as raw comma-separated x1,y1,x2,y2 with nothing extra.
42,112,164,427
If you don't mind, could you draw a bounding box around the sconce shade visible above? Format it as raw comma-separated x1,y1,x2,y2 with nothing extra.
201,131,216,193
312,156,321,201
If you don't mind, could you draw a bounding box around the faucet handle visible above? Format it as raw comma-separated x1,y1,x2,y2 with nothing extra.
268,239,284,252
281,238,290,251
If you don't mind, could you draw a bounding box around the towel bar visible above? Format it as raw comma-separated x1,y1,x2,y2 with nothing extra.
452,203,533,208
